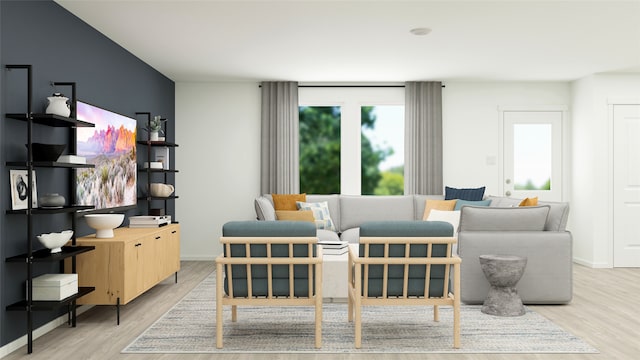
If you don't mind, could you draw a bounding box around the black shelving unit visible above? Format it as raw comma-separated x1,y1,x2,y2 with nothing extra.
4,65,96,354
135,113,179,220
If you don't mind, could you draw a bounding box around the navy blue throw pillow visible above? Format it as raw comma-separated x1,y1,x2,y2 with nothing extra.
444,186,486,201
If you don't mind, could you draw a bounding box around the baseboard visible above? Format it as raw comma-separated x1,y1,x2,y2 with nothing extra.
0,305,94,358
573,257,612,268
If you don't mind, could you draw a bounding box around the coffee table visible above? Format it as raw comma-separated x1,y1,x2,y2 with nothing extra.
479,254,527,316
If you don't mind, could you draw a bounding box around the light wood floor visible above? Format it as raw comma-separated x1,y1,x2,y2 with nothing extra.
3,261,639,360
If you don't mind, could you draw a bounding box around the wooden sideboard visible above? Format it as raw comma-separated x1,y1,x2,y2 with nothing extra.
67,224,180,322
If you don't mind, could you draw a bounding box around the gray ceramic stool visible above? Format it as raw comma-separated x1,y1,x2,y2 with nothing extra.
479,254,527,316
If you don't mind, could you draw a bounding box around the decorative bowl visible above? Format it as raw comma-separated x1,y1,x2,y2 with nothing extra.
37,230,73,253
39,193,66,208
149,183,174,197
84,214,125,238
27,143,66,162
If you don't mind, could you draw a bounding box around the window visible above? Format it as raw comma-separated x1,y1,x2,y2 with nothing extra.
299,87,404,195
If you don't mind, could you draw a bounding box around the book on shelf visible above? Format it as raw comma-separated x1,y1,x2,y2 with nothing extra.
128,215,171,227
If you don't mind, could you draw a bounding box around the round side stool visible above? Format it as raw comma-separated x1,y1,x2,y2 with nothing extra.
479,254,527,316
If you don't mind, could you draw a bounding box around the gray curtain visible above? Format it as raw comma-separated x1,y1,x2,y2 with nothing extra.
260,81,299,194
404,81,443,195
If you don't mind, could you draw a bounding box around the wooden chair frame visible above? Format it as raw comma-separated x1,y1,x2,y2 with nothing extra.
347,236,461,349
215,236,323,349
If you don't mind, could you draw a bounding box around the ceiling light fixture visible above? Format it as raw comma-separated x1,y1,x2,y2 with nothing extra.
410,27,431,36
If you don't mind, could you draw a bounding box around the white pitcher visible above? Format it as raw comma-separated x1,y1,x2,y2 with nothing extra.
45,93,71,117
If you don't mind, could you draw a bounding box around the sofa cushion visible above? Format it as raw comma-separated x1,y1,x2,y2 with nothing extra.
427,209,461,235
487,196,570,231
519,197,539,206
413,194,445,220
272,193,306,211
458,205,551,232
454,199,492,210
422,199,457,219
340,227,360,243
307,194,341,231
255,196,276,221
275,210,315,222
340,195,414,232
296,201,337,231
445,186,485,201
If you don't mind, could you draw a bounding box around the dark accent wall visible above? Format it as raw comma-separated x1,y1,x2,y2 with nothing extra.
1,0,175,347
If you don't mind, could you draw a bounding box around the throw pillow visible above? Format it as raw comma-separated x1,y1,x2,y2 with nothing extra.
296,201,336,231
272,193,306,211
427,209,461,235
519,197,539,206
422,199,457,220
454,199,492,211
275,210,315,222
444,186,486,201
255,197,276,221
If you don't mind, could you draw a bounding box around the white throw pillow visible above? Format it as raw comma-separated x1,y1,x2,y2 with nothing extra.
427,209,461,236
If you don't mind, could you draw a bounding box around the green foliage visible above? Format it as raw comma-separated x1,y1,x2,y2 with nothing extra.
374,170,404,195
299,106,341,194
515,178,551,191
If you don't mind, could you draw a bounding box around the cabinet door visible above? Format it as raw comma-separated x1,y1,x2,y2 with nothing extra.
71,240,125,305
165,226,181,277
123,239,146,302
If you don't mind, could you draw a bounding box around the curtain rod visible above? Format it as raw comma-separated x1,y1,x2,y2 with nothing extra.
259,84,445,88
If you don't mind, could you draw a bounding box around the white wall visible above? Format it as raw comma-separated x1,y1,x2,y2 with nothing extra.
442,82,571,197
176,81,574,260
571,74,640,268
176,82,261,259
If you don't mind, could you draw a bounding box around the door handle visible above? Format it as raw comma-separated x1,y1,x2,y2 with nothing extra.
505,191,512,196
505,179,511,184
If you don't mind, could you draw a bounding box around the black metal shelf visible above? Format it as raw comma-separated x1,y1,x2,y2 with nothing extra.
6,205,94,215
5,113,94,128
137,168,179,173
6,161,95,169
136,140,179,147
6,246,95,263
138,195,179,201
6,287,95,311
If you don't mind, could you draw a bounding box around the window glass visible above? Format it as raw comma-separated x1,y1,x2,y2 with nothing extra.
299,106,341,194
361,105,404,195
513,124,551,190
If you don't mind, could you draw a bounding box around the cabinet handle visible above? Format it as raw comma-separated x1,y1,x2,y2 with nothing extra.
171,231,177,234
155,236,161,240
135,243,142,247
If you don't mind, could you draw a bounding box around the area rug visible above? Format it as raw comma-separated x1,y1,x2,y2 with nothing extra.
123,271,598,354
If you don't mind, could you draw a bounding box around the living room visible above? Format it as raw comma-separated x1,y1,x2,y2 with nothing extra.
1,0,639,358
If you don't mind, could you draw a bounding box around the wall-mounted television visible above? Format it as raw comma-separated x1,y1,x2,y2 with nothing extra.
75,101,137,211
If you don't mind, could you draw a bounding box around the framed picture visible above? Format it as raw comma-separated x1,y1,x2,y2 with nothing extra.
10,170,38,210
154,147,170,170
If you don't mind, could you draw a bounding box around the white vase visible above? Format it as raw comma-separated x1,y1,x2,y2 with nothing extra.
150,131,159,141
45,94,71,117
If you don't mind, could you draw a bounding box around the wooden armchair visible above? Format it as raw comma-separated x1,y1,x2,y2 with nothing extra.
347,221,461,349
215,221,323,349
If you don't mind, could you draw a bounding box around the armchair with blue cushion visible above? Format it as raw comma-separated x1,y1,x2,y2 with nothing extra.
348,220,461,349
215,221,323,348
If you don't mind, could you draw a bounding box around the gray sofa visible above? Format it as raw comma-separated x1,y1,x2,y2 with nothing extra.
254,194,572,304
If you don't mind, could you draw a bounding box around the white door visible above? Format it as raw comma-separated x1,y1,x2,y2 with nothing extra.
613,104,640,267
503,111,563,201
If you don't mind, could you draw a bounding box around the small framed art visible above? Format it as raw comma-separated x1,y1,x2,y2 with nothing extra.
10,170,38,210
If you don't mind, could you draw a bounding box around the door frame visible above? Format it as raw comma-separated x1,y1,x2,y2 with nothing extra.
608,98,640,267
498,105,569,201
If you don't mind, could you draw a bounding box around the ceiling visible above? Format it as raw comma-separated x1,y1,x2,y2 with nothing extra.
55,0,640,83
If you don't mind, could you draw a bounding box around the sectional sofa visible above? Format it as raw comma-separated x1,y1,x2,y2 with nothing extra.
254,194,572,304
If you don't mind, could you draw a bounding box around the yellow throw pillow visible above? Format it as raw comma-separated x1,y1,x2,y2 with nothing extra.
275,210,315,222
422,199,457,220
519,197,539,206
272,193,306,211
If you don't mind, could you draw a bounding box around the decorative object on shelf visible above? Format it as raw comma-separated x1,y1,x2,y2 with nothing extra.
154,146,170,169
143,161,163,169
149,183,174,197
39,193,66,208
9,169,38,210
36,230,73,253
57,154,86,164
84,214,125,238
45,92,71,117
128,215,171,228
31,274,78,301
145,115,166,141
28,143,66,162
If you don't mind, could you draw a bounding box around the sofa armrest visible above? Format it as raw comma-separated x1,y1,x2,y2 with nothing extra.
457,231,572,304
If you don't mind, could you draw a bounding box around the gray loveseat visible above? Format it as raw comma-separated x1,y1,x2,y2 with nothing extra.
254,194,572,304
